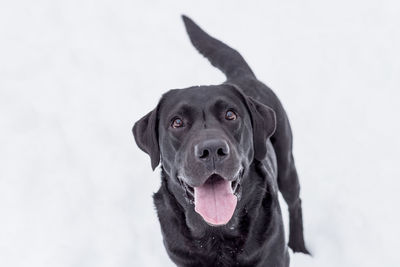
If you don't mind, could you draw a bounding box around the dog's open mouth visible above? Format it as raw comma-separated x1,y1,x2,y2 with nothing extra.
178,170,243,226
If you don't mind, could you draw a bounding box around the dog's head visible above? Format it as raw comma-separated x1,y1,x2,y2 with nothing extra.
133,84,276,226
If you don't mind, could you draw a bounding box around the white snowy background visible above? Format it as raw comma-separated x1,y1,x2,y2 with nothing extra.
1,0,399,266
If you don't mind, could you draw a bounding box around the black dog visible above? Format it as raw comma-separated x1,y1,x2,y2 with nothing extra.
133,16,309,267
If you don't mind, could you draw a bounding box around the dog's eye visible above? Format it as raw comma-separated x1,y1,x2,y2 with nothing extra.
225,110,237,121
171,118,184,128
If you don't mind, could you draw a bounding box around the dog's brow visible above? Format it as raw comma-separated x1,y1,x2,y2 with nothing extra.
213,98,238,110
213,99,228,107
168,103,193,115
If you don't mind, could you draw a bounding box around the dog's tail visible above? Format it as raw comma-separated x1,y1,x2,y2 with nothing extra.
182,15,255,80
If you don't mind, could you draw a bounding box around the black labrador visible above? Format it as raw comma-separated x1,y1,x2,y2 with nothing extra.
133,16,309,267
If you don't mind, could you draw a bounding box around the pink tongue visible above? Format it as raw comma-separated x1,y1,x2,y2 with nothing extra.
194,178,237,225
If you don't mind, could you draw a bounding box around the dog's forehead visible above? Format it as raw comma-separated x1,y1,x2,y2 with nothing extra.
160,85,242,111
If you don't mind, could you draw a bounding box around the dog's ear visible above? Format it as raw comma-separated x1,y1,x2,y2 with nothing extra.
132,106,160,170
245,97,276,161
227,83,276,161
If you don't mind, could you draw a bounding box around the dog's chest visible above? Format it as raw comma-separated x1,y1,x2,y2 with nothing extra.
190,234,246,266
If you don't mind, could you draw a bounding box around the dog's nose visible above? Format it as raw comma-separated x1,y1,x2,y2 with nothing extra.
194,139,230,162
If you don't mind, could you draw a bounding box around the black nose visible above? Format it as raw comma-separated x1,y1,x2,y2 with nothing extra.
194,139,230,162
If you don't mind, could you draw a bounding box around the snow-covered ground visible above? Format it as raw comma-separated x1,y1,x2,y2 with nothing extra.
1,1,399,266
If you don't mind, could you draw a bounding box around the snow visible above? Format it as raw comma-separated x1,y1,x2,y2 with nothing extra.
0,0,399,266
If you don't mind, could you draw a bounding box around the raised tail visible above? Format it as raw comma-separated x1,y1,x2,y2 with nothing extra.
182,15,255,80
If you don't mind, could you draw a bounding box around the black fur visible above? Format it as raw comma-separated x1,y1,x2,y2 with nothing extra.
133,16,309,266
